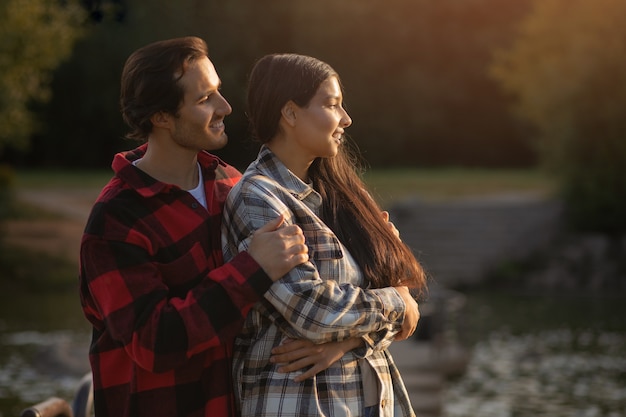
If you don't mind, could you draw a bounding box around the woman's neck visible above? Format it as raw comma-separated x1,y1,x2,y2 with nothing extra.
266,140,313,182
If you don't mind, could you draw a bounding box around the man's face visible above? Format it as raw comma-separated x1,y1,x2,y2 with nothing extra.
170,56,232,151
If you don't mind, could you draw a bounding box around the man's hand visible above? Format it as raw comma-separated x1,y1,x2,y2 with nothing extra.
248,215,309,281
270,338,363,382
381,211,401,239
394,286,420,341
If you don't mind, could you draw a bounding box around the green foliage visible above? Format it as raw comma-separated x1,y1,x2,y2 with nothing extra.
0,164,15,279
491,0,626,234
561,139,626,234
0,164,15,222
0,244,78,292
0,0,86,152
33,22,133,167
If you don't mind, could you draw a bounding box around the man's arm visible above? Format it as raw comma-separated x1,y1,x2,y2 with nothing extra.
80,215,307,373
245,214,308,280
269,338,363,381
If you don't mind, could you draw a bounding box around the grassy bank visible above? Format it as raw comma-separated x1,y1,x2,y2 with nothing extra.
363,167,556,208
0,245,77,292
1,192,77,291
13,167,556,199
14,168,112,189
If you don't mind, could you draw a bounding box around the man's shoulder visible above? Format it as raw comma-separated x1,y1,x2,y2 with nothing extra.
94,176,135,204
87,178,145,224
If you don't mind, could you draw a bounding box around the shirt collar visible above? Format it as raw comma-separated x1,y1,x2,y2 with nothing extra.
250,145,320,205
112,143,222,198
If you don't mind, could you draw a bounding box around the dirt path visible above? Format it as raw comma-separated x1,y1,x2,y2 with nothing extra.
5,188,101,265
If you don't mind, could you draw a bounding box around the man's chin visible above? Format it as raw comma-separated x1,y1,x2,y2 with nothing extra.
204,134,228,151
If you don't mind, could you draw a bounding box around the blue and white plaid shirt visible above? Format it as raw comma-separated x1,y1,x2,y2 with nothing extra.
222,146,416,417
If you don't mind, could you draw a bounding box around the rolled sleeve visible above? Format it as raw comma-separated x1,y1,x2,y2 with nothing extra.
223,175,406,345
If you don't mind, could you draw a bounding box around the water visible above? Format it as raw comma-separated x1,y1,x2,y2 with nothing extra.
0,289,90,417
445,330,626,416
0,289,624,416
443,291,626,417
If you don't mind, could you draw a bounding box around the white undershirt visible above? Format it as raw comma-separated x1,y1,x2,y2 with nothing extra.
187,165,207,209
133,159,207,209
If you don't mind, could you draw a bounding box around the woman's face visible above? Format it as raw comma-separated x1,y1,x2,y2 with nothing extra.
291,76,352,160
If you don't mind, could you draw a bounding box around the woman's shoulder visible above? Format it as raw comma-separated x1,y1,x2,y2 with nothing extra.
235,162,287,192
228,171,287,207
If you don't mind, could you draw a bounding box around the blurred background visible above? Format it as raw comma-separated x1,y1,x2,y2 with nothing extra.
0,0,625,416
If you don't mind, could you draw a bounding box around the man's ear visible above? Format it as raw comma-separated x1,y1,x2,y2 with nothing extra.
280,101,297,127
150,111,173,129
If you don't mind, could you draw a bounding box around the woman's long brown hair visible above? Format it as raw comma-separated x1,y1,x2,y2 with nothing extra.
247,53,427,295
310,142,426,293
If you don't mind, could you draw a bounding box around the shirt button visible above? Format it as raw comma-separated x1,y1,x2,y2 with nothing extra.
191,202,199,209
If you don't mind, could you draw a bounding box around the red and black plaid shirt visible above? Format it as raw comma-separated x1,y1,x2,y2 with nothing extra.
79,144,271,417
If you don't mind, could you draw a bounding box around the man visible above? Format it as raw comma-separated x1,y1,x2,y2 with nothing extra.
79,37,308,417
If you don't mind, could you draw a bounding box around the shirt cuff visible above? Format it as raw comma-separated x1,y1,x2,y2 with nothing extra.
375,286,407,326
228,251,273,296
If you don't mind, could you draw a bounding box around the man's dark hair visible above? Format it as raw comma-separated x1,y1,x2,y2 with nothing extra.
120,36,209,141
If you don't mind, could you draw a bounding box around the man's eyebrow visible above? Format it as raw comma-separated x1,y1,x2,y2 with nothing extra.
196,82,222,101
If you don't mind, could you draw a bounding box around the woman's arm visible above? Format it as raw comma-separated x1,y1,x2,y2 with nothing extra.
223,176,408,345
269,288,419,380
81,236,270,373
267,288,419,381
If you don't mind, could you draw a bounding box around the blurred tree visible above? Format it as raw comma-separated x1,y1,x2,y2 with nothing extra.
491,0,626,234
0,0,86,154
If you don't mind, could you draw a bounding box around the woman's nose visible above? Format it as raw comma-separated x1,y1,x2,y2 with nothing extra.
341,109,352,128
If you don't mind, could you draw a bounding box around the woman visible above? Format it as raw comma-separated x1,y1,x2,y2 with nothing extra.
222,53,427,417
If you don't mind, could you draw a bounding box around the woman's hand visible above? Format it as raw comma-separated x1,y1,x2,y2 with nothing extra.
394,286,420,341
270,338,363,382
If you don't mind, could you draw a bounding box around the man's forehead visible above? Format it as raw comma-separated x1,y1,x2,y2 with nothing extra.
178,56,221,91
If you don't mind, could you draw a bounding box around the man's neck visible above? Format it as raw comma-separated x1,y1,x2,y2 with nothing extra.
136,142,200,190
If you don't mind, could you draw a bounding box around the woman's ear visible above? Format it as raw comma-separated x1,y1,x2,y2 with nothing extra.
280,101,297,127
150,111,173,130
